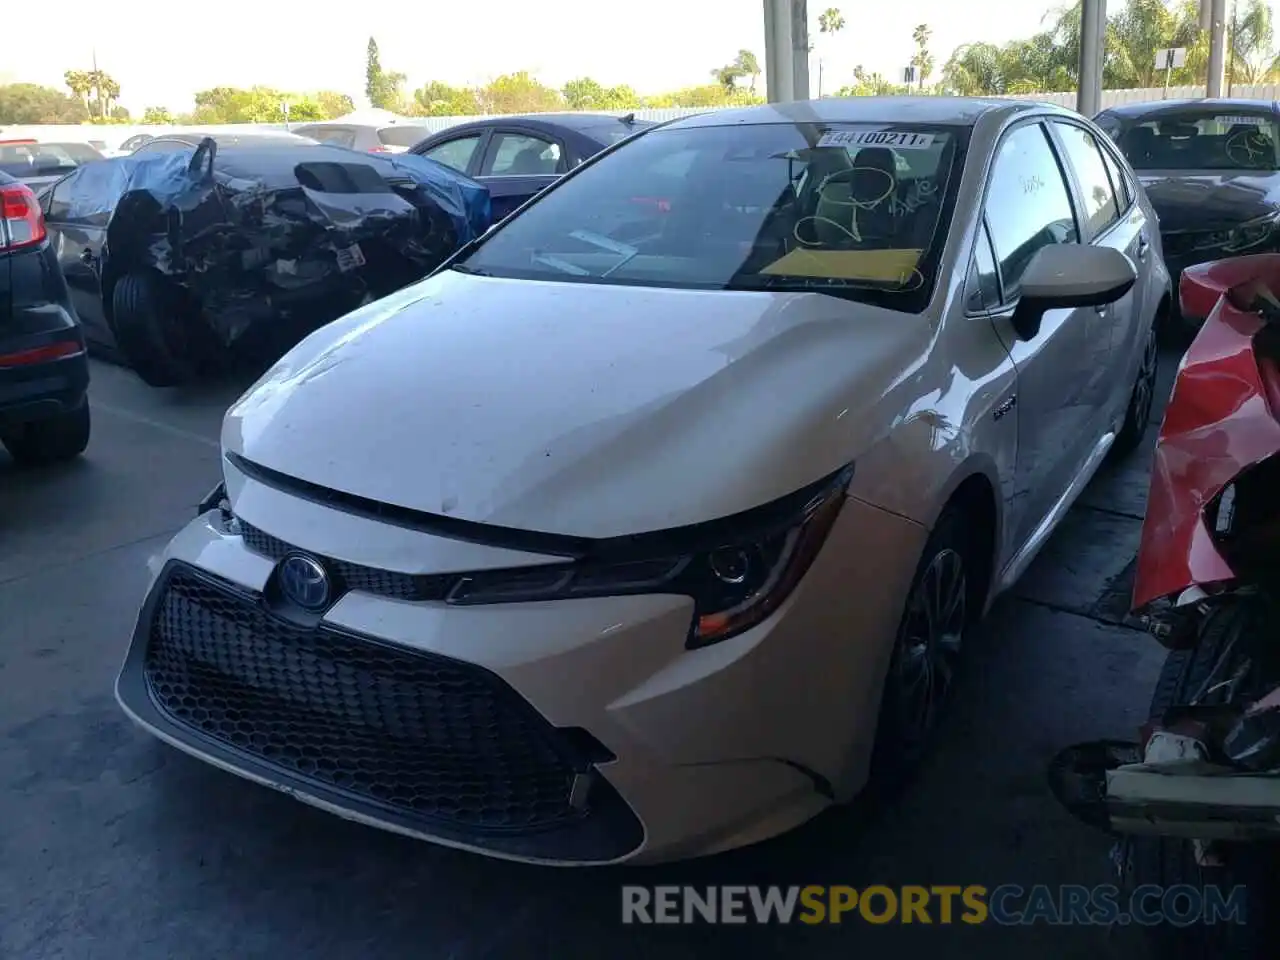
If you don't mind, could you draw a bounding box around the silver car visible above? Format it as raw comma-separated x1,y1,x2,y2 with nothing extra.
116,97,1168,865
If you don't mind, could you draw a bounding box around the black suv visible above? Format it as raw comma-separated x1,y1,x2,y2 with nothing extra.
0,171,90,464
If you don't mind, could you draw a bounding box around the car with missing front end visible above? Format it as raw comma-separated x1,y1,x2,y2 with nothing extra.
116,96,1167,865
0,171,90,466
1095,98,1280,330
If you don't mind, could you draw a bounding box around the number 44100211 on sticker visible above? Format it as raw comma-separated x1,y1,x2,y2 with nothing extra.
817,130,936,150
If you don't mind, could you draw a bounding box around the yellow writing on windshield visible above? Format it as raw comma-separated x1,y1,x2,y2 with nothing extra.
760,248,922,284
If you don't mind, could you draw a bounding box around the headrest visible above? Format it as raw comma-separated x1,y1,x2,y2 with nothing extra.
850,147,897,204
853,147,898,175
1227,123,1267,139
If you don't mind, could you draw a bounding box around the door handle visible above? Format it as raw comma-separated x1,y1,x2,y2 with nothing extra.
1136,234,1150,260
79,248,95,264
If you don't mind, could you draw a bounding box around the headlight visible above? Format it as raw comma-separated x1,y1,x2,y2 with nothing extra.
1222,212,1280,252
445,464,854,648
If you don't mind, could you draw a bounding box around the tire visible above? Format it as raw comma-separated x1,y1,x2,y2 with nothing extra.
869,506,977,791
1,401,90,465
110,271,200,387
1131,599,1277,959
1112,321,1159,458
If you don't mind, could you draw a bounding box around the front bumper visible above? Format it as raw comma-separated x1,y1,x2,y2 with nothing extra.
116,471,924,865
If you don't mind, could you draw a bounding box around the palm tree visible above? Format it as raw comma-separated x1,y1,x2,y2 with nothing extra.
735,50,761,94
63,70,93,112
1230,0,1274,83
911,24,935,91
816,7,845,96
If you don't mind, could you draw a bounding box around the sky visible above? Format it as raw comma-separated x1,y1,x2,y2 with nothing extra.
3,0,1277,114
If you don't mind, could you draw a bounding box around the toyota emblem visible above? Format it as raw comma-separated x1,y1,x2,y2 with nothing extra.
278,553,332,610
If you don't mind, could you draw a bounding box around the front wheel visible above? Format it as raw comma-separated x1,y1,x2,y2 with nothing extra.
1130,599,1278,959
1,401,90,465
111,271,201,388
869,507,975,788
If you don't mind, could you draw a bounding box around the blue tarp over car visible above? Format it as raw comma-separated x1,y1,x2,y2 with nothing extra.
63,137,492,349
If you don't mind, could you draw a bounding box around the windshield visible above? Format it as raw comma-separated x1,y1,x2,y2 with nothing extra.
0,142,102,177
459,122,964,311
1108,109,1280,171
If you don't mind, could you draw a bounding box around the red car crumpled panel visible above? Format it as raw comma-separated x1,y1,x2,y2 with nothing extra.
1133,255,1280,609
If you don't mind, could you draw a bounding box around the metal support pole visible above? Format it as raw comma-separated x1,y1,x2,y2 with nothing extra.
790,0,810,102
1227,0,1239,95
764,0,793,103
1077,0,1105,116
1207,0,1228,98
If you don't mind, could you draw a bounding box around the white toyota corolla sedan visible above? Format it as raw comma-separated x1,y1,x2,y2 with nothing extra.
116,97,1169,865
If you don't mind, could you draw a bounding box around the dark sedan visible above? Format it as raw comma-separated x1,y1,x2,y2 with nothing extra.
1095,98,1280,324
410,113,653,220
0,171,90,464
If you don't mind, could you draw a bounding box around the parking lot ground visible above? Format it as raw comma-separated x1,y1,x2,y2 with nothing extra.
0,350,1179,960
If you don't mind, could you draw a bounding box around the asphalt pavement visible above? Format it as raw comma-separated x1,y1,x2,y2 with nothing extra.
0,349,1181,960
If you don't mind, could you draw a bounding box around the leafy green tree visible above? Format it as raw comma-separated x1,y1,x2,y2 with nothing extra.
735,50,761,93
365,37,407,110
561,78,641,110
189,86,353,123
315,91,356,118
1231,0,1275,83
0,83,89,123
476,72,563,113
141,106,175,124
63,70,93,113
411,81,481,116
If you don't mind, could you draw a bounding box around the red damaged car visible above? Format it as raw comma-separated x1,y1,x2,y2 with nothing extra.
1051,253,1280,958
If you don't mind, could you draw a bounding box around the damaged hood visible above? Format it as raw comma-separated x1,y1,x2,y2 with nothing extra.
1138,170,1280,233
223,270,925,539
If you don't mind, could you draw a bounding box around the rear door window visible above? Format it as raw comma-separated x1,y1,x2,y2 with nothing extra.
485,133,562,176
422,135,483,172
299,126,357,149
1051,121,1122,236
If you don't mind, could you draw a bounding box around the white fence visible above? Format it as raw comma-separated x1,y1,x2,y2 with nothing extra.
4,85,1278,150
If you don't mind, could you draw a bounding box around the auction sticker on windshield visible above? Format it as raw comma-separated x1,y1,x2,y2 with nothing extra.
818,130,935,150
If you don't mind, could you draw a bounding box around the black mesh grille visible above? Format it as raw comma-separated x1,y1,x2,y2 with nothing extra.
143,566,586,833
238,520,450,601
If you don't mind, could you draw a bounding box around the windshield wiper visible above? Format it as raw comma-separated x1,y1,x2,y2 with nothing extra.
450,263,493,277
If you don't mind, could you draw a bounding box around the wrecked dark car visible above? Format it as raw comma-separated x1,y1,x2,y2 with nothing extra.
37,136,491,386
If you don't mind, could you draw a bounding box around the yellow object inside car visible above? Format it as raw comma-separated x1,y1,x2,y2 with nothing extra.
759,247,923,283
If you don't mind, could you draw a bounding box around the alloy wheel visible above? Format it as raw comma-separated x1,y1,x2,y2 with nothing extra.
893,547,967,754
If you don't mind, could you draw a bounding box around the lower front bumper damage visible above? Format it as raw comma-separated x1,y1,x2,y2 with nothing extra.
115,560,645,865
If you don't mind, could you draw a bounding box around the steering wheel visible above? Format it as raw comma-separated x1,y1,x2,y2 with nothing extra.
1225,129,1271,167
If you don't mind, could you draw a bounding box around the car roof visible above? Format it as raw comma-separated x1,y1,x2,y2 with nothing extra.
432,112,653,135
660,96,1063,129
1099,97,1280,118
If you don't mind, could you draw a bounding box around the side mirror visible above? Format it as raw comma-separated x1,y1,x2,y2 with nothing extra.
1010,244,1137,340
